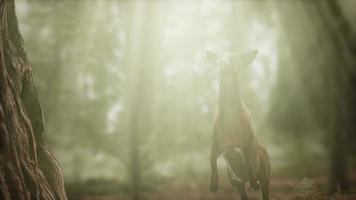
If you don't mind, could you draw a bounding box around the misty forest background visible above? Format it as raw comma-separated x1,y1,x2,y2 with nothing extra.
14,0,356,199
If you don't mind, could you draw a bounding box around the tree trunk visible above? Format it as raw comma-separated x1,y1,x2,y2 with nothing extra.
0,0,67,199
123,1,159,199
316,1,356,193
270,1,355,194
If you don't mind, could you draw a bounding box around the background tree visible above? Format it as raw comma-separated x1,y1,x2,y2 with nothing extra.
268,0,356,193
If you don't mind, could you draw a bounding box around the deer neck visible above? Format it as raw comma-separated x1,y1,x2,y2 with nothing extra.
218,74,242,123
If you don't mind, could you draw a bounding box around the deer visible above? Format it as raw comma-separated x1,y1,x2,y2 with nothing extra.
207,50,271,200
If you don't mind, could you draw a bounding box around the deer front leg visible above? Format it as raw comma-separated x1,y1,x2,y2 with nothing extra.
210,139,222,192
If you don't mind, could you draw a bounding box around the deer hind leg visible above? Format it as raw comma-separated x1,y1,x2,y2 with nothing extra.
260,177,270,200
260,158,271,200
225,150,249,200
242,146,259,190
227,166,248,200
260,149,271,200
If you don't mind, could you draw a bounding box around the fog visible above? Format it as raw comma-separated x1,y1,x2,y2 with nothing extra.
15,0,356,199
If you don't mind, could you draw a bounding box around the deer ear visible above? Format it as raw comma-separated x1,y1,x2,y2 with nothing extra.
206,50,218,65
238,50,257,66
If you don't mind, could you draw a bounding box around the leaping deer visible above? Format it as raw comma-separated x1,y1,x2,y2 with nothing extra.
207,50,271,200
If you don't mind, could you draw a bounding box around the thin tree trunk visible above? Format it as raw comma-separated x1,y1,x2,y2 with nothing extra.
0,0,67,199
123,1,159,199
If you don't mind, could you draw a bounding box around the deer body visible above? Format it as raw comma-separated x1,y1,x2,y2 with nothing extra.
207,50,270,200
213,100,254,152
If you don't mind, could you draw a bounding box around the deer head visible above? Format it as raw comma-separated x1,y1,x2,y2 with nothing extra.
206,50,257,74
206,50,257,101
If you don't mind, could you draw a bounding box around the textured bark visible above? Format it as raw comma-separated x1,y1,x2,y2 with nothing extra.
0,0,67,199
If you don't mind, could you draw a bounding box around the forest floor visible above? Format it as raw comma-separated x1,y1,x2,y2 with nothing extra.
67,169,356,200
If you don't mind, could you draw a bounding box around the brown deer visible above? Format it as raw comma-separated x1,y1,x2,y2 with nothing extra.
207,50,271,200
